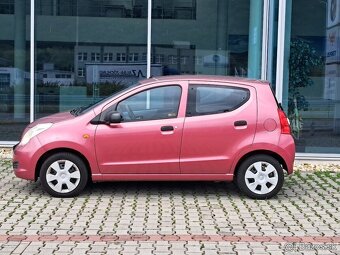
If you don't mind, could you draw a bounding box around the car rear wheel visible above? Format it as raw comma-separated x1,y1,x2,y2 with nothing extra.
236,155,284,199
40,153,88,197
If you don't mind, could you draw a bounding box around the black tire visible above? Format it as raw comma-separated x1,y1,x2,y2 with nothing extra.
40,152,88,197
236,155,284,199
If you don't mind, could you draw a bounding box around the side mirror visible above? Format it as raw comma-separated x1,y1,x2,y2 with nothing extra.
105,111,122,124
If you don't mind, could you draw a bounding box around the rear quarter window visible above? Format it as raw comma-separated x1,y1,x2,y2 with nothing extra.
186,85,250,116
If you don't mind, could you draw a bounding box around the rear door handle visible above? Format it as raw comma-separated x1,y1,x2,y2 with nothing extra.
234,120,247,127
161,126,174,132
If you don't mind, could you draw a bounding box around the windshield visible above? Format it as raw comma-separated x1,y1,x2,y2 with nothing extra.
70,84,138,116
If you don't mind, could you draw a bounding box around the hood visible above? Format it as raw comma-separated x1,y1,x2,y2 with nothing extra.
27,112,75,129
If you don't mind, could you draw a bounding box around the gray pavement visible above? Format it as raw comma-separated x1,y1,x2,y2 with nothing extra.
0,159,339,254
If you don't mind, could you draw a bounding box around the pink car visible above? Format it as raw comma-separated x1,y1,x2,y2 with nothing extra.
13,75,295,199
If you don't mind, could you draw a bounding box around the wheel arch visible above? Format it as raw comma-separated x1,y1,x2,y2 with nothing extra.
233,150,288,180
35,148,92,182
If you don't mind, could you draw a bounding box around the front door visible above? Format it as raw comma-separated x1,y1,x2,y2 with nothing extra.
95,84,185,174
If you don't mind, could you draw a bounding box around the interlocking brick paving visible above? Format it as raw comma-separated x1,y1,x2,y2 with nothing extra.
0,159,339,254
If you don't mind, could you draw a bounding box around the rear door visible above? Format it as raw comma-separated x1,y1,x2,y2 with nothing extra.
180,82,257,174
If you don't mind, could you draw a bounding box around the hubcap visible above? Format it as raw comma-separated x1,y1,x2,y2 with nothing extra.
244,161,278,195
46,160,81,193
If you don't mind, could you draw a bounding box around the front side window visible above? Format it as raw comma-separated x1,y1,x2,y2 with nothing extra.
186,85,250,116
116,86,182,122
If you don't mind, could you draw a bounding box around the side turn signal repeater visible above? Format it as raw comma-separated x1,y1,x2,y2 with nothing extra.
82,134,90,139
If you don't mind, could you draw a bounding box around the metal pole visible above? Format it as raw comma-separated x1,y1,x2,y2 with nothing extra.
261,0,270,80
147,0,152,78
30,0,35,122
275,0,286,103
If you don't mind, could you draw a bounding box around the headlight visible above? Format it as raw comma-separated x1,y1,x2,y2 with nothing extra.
20,123,53,145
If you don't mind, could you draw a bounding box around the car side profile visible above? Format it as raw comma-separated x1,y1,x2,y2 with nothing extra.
13,75,295,199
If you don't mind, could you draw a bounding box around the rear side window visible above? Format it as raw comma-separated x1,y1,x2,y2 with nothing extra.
186,85,250,117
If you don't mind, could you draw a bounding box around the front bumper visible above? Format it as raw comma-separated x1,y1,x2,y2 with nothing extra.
13,138,45,181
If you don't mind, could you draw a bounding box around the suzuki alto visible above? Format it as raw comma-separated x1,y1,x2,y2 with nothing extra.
13,75,295,199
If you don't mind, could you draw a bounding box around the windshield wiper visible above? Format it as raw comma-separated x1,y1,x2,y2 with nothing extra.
70,106,85,116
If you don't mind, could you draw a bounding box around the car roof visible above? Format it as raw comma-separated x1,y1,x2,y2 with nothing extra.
139,75,269,87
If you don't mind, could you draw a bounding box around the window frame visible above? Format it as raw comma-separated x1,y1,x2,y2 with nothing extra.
116,53,126,62
78,52,87,61
186,84,250,117
77,68,85,77
91,52,101,62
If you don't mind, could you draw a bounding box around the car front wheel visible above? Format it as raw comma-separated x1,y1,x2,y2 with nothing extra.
40,153,88,197
236,155,284,199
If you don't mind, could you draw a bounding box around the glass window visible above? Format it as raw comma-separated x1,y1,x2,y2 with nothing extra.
78,52,87,61
152,0,196,20
282,0,340,153
142,52,147,61
168,55,177,64
77,68,85,77
128,53,139,62
152,0,263,78
117,86,181,122
187,85,249,116
116,53,126,62
180,56,189,65
91,52,100,62
0,74,10,87
155,54,164,64
0,0,30,141
103,53,113,62
0,0,14,14
35,0,148,18
35,0,148,120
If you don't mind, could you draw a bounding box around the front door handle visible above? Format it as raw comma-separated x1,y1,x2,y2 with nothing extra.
161,126,174,132
234,120,247,127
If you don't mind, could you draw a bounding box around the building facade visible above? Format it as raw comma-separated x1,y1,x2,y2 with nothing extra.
0,0,340,158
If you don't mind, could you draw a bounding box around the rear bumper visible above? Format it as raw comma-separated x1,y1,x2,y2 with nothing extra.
13,138,45,181
278,134,296,174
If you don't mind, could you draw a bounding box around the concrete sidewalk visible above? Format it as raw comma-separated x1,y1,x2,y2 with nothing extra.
0,158,339,254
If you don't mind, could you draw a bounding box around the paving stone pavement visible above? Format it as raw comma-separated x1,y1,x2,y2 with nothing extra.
0,159,339,255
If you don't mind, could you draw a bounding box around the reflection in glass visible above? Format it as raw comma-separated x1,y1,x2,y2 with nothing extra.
0,0,30,141
35,0,148,18
35,0,148,119
117,86,182,121
285,0,340,153
152,0,262,78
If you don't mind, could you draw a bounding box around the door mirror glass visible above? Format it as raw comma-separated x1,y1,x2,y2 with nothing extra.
105,111,122,124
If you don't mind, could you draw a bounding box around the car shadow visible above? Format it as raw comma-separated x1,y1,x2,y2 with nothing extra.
83,180,241,198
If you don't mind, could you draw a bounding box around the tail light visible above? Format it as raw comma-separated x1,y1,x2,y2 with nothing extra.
278,108,291,134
